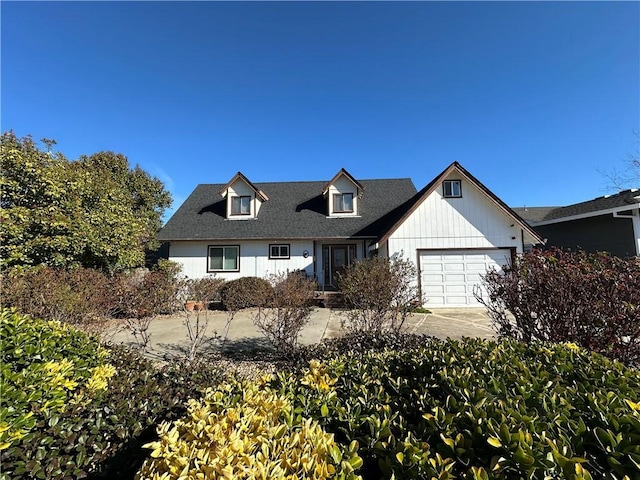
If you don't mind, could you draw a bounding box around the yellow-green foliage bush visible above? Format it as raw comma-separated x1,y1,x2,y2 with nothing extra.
286,339,640,479
0,309,115,450
137,374,363,480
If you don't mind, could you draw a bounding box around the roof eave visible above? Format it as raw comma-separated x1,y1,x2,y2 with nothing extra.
532,203,640,226
157,235,380,242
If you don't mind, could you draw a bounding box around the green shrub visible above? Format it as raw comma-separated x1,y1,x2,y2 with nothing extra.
136,372,363,480
479,248,640,366
296,332,435,365
0,309,114,452
220,276,273,311
270,339,640,479
0,311,224,480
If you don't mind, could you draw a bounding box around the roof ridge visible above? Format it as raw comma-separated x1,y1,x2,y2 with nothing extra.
195,177,414,187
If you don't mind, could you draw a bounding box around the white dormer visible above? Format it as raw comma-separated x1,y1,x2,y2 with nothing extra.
322,168,364,217
219,172,269,220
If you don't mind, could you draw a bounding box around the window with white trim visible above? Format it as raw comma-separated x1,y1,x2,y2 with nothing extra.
208,245,240,272
443,180,462,198
269,244,290,259
231,196,251,215
333,193,354,213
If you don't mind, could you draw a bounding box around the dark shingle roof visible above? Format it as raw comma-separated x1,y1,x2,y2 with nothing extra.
512,207,560,223
512,189,640,224
158,178,417,241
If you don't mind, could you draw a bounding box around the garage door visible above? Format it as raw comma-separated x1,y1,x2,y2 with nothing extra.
419,249,512,307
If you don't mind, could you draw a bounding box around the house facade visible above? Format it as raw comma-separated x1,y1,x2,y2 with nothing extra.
158,162,543,307
514,189,640,258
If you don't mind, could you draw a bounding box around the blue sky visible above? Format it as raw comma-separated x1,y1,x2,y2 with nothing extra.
2,1,638,220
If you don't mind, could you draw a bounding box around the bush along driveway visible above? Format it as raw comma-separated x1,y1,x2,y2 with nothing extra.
3,308,640,479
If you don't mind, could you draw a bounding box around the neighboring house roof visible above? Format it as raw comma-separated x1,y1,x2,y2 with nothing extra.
378,161,545,245
158,178,417,241
512,206,560,224
513,189,640,225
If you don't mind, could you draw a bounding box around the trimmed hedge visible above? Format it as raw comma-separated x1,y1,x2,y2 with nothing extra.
0,310,224,480
134,339,640,479
0,309,114,452
269,339,640,479
220,276,273,311
4,307,640,479
136,375,363,480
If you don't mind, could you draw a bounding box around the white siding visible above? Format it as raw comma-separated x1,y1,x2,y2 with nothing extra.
169,240,314,280
388,173,524,257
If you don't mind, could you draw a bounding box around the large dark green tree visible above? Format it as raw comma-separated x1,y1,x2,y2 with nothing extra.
0,131,172,272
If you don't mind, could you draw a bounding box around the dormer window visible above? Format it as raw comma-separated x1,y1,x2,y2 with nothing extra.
323,168,364,217
220,172,269,220
333,193,354,213
231,196,251,215
443,180,462,198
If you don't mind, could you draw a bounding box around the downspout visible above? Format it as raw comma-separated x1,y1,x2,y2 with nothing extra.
312,240,317,283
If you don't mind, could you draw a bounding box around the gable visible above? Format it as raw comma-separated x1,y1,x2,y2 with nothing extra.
322,168,364,196
388,172,529,249
379,162,543,246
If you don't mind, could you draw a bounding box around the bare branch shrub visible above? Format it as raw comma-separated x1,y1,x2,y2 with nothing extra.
0,262,186,345
477,248,640,366
602,131,639,191
116,267,183,352
251,271,316,355
337,256,418,335
182,276,226,361
1,266,118,333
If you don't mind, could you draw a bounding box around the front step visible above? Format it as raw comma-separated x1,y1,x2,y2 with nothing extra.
316,291,347,309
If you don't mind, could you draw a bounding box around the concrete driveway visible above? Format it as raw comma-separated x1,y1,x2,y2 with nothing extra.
110,307,494,359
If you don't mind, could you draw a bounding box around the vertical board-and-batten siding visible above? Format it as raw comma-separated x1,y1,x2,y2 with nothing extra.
387,174,524,257
169,240,315,280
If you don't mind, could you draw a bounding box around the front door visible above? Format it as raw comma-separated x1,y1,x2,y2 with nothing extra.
323,245,356,287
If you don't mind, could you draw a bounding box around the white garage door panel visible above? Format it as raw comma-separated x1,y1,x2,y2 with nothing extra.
445,274,465,281
423,274,444,283
446,285,466,293
420,249,511,307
